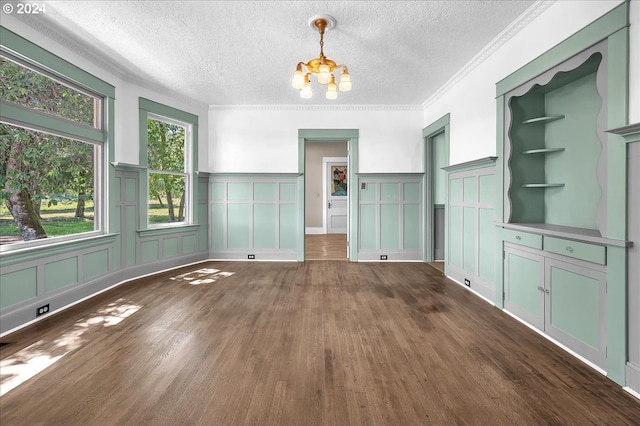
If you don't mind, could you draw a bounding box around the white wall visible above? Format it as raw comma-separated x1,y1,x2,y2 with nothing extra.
208,108,423,173
1,15,210,171
422,0,636,165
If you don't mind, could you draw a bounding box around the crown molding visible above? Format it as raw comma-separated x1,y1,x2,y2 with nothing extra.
208,104,423,112
421,0,554,110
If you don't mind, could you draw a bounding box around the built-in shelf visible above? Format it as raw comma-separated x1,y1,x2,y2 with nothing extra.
522,183,565,188
522,115,565,125
522,148,566,155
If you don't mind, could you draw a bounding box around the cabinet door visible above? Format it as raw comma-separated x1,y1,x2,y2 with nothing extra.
545,258,606,368
504,246,545,330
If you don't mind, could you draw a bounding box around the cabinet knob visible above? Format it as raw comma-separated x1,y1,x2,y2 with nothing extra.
566,246,574,253
515,235,521,240
537,286,544,292
544,288,550,294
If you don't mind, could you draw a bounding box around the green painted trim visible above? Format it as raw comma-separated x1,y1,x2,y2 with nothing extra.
423,114,451,263
139,98,199,124
422,113,450,137
607,246,627,385
297,129,359,261
209,173,302,179
137,224,200,238
298,129,358,139
138,98,199,231
0,26,115,98
0,234,117,268
0,100,104,143
496,1,629,96
356,173,424,178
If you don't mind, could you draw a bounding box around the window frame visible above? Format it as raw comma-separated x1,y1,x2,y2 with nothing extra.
139,98,198,230
0,26,114,253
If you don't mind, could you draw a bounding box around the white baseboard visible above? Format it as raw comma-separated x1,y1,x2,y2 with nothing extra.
305,227,324,234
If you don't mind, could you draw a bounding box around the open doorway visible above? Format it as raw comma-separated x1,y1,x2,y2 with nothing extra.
304,142,347,260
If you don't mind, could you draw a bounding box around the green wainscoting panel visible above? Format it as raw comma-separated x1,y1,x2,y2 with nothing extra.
45,257,78,292
125,206,137,266
403,183,420,203
163,238,179,258
198,204,208,251
478,208,495,282
545,72,601,230
183,234,197,254
463,207,476,273
549,266,600,348
83,250,109,281
141,240,159,263
380,204,400,250
360,184,376,202
360,204,376,250
227,204,250,249
507,253,541,316
279,204,296,250
125,178,137,202
211,204,225,250
228,182,250,201
449,206,462,267
212,182,225,201
463,177,476,203
254,204,276,249
450,178,462,203
0,267,37,308
198,180,208,201
478,175,494,205
113,176,121,205
279,183,296,202
112,206,122,270
403,204,420,250
254,183,276,202
380,183,399,201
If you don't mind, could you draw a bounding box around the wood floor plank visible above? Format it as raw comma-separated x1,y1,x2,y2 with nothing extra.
1,260,639,425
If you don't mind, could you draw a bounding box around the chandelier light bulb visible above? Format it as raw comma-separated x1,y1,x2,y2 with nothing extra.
339,70,352,92
317,64,331,84
300,79,313,99
291,69,304,89
326,76,338,99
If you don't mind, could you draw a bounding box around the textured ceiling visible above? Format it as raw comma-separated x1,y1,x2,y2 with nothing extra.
20,0,542,106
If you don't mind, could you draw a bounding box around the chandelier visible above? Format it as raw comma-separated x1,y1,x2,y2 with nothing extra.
291,15,352,100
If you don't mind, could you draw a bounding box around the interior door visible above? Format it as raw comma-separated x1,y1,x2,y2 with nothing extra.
327,162,348,234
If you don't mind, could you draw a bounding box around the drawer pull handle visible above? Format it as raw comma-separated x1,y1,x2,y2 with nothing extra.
566,246,574,253
515,235,521,240
537,286,544,292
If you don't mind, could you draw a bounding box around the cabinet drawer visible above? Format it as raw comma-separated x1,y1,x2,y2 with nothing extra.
502,228,542,249
543,236,606,265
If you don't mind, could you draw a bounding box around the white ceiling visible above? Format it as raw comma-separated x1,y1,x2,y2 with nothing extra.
19,1,544,106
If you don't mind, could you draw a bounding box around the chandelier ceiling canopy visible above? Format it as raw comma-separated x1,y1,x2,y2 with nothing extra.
291,14,351,100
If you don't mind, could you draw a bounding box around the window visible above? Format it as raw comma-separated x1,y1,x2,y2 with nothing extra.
0,27,113,250
147,116,190,226
139,98,197,229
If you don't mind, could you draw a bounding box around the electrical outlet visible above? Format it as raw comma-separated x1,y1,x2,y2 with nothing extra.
380,255,388,260
36,304,50,317
464,278,471,287
248,254,255,259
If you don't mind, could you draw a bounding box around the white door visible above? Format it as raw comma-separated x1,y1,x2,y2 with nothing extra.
325,161,348,234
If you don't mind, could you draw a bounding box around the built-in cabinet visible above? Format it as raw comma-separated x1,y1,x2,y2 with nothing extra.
495,2,631,385
504,230,607,369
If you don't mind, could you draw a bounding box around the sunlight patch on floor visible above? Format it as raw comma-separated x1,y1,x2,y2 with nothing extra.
0,298,141,397
170,268,235,285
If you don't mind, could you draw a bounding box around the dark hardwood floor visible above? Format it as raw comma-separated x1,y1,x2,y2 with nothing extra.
1,261,639,425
